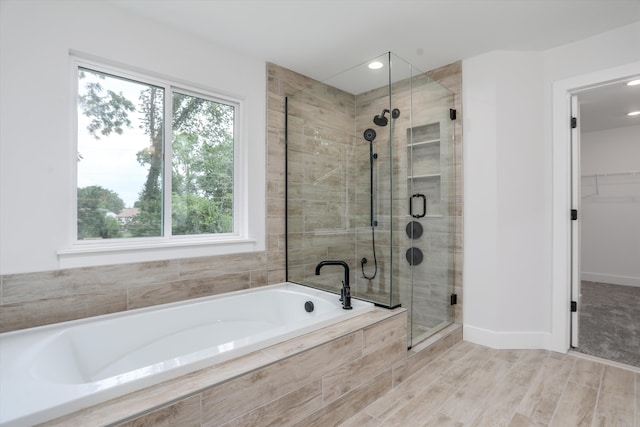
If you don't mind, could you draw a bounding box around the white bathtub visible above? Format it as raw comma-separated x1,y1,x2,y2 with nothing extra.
0,282,374,426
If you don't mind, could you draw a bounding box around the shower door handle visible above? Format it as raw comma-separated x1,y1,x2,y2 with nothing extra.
410,193,426,218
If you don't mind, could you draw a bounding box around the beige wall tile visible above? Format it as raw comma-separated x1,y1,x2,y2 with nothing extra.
322,337,405,404
201,332,362,426
220,380,322,427
113,395,201,427
0,291,127,332
127,273,251,310
178,253,265,280
362,311,407,355
294,370,392,427
2,260,179,303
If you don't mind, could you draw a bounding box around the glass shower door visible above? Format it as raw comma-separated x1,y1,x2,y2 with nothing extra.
403,74,456,347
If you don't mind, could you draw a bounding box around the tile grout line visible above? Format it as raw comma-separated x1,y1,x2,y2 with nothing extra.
590,363,607,427
547,371,572,427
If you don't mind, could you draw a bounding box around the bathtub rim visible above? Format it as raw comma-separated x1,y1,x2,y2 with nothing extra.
0,282,377,426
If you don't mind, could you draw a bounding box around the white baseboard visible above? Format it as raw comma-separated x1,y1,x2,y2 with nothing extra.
581,272,640,287
463,324,554,350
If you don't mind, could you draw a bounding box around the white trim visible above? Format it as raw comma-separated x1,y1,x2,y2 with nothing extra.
570,94,580,348
568,350,640,374
70,54,248,242
164,85,173,239
58,238,257,269
581,272,640,287
463,325,552,350
551,60,640,354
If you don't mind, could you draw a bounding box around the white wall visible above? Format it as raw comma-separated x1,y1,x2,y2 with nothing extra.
581,125,640,287
463,21,640,350
463,51,548,348
0,1,266,274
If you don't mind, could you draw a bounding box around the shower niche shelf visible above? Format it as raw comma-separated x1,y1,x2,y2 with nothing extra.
407,122,442,217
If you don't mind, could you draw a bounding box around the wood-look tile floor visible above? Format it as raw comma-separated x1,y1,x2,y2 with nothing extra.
341,341,640,427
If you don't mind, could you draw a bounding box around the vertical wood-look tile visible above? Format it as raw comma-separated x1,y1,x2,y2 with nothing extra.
339,412,382,427
569,357,604,389
548,381,597,427
439,357,512,424
380,379,456,427
469,351,547,426
365,358,449,420
600,365,635,396
439,344,493,386
516,354,575,424
593,366,637,427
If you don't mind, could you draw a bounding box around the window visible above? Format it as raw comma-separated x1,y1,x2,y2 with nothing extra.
75,62,238,243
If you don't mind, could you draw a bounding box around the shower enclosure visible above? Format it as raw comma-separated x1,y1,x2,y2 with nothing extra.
286,52,456,347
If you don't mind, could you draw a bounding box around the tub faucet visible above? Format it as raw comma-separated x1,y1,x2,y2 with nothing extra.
315,260,352,310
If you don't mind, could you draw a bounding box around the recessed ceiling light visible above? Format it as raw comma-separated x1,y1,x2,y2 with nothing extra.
628,111,640,116
627,79,640,86
368,61,383,70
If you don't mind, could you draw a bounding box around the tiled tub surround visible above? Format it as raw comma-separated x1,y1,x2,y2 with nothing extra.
0,283,374,426
33,308,458,427
0,253,269,334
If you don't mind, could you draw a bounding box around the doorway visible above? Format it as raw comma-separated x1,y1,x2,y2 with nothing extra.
570,77,640,367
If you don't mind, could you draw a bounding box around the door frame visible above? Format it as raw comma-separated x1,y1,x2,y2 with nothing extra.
570,95,580,348
550,61,640,353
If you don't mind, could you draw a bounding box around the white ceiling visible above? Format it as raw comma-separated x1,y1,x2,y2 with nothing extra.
578,78,640,133
110,0,640,130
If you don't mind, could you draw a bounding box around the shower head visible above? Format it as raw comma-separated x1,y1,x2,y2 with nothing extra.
373,108,400,126
363,128,377,142
373,110,389,126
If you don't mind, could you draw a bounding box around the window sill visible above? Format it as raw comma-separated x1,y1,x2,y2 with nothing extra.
57,237,259,269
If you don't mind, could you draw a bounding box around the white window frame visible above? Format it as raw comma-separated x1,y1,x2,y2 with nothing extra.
58,56,255,268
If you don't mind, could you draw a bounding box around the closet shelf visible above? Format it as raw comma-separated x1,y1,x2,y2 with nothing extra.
581,171,639,179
